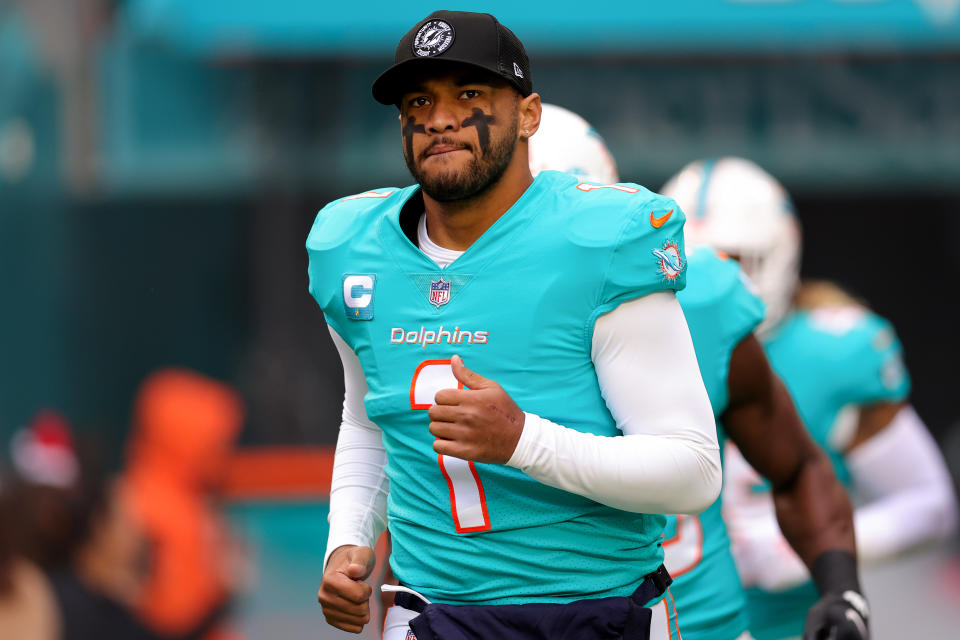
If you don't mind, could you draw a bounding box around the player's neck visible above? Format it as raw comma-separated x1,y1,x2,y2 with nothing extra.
422,155,533,252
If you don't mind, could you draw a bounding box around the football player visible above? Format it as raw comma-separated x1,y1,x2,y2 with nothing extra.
310,11,721,640
532,105,870,640
662,157,958,640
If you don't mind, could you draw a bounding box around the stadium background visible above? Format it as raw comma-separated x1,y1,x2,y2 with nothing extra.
1,1,958,638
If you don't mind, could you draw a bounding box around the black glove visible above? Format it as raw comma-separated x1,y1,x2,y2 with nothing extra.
803,550,870,640
803,589,869,640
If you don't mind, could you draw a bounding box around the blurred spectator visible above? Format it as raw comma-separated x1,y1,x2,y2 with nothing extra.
0,518,59,639
0,409,158,640
0,456,59,640
124,368,247,640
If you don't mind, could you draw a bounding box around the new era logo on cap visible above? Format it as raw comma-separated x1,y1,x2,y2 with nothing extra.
513,62,523,78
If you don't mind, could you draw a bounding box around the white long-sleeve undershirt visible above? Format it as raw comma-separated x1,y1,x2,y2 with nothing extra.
847,405,958,562
725,404,958,592
508,293,721,515
323,217,720,566
323,331,390,568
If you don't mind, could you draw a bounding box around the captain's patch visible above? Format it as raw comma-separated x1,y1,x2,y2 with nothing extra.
342,274,376,320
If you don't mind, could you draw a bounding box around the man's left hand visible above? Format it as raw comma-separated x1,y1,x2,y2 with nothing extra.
428,355,525,464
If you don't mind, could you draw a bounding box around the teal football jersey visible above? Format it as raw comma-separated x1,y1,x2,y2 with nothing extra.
307,170,688,605
664,246,765,640
745,305,911,640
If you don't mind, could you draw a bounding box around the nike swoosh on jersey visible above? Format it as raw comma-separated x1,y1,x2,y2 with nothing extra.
650,209,673,229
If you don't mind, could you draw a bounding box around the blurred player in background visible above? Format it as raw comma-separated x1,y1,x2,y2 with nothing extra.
311,10,721,640
662,157,958,640
531,105,869,640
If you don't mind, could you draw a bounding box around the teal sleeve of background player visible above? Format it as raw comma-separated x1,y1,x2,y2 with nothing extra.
725,268,766,347
847,313,911,404
679,247,765,421
596,194,687,316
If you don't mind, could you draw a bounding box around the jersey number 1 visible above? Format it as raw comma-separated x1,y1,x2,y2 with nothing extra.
410,359,492,533
662,514,704,577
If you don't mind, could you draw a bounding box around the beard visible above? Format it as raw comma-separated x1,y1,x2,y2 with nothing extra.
404,116,518,202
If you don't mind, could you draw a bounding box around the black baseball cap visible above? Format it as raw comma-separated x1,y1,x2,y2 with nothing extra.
372,10,533,106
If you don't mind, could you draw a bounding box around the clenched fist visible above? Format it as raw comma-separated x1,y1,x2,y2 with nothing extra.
317,545,375,634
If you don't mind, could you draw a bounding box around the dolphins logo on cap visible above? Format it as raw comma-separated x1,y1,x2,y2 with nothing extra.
413,20,455,57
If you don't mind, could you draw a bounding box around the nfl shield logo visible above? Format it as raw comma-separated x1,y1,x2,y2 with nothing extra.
429,278,451,308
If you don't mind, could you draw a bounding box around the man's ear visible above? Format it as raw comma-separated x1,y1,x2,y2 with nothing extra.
518,93,542,140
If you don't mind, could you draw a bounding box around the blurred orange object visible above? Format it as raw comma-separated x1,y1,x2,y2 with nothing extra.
221,447,334,499
124,368,245,640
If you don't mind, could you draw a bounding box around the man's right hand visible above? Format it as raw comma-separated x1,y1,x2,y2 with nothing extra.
318,545,376,634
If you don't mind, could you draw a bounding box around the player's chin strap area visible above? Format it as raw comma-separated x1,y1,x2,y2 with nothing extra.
387,564,673,640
